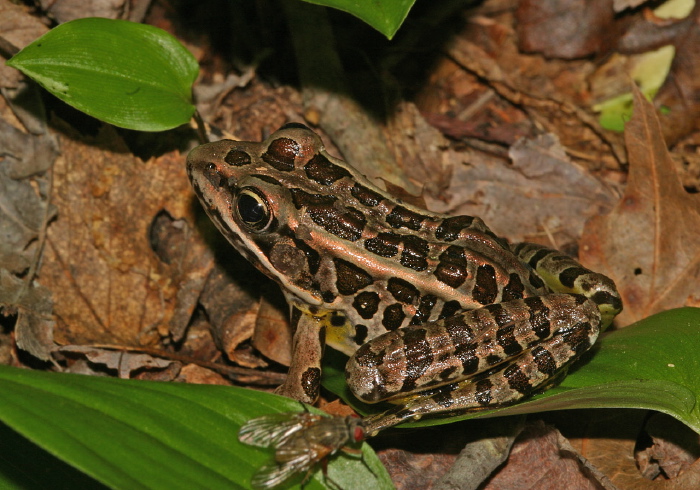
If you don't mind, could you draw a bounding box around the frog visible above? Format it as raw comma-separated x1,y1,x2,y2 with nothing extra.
186,123,622,436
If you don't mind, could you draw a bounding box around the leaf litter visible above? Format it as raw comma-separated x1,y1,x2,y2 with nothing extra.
581,86,700,326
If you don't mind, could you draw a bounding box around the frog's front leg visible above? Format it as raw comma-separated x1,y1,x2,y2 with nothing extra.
274,306,327,404
347,294,601,436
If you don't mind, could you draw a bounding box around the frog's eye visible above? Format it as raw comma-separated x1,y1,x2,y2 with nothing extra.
236,187,272,231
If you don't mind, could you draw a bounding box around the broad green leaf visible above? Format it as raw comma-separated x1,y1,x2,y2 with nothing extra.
324,308,700,434
6,18,198,131
0,422,107,490
0,366,392,490
301,0,415,39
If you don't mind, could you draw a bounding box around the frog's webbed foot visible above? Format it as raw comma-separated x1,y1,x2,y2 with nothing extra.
511,242,622,329
275,308,326,404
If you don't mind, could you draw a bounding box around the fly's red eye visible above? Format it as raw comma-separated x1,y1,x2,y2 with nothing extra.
353,425,365,442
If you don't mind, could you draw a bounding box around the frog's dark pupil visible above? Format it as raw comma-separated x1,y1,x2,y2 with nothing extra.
238,192,267,228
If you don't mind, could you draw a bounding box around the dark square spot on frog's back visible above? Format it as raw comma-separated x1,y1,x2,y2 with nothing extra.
304,153,351,185
353,291,380,319
386,205,428,231
387,277,419,304
365,232,401,258
333,258,373,295
353,324,368,345
224,149,252,166
351,183,383,207
472,264,498,305
400,235,429,271
435,215,475,241
382,303,406,330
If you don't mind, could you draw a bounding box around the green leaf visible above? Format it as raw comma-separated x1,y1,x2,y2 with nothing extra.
6,18,198,131
301,0,415,39
0,366,392,489
324,308,700,434
0,422,107,490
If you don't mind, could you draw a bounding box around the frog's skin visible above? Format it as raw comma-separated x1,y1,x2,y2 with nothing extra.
187,124,622,436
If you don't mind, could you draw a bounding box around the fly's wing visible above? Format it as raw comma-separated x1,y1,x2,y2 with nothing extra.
239,412,320,448
250,451,317,490
244,415,362,489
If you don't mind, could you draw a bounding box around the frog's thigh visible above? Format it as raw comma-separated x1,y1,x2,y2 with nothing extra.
274,308,326,404
347,294,601,404
361,311,600,435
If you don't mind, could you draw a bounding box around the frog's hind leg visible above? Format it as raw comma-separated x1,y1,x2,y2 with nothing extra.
347,294,600,406
361,316,599,437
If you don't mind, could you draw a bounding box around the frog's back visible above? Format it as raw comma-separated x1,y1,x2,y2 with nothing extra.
187,124,546,354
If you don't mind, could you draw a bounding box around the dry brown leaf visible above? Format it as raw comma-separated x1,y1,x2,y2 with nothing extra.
38,0,132,24
517,0,623,59
0,0,49,87
59,345,175,378
318,399,358,417
567,410,649,487
252,293,291,367
382,101,453,201
376,421,489,490
379,446,458,490
1,270,55,361
0,92,59,179
41,125,212,347
636,414,700,480
564,410,700,489
199,259,259,364
655,6,700,146
443,13,625,167
580,85,700,326
484,421,607,490
198,257,283,368
148,211,214,342
425,132,617,244
0,157,54,274
177,363,230,386
436,417,524,489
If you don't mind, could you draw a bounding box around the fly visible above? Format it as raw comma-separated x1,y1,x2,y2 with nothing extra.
238,411,366,489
